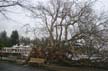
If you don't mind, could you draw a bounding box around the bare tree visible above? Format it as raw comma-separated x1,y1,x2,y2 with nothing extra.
24,0,108,60
0,0,19,18
28,0,96,48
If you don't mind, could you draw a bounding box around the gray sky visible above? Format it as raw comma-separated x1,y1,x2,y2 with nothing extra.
0,0,108,38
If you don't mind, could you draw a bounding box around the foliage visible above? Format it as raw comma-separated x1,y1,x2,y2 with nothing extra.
0,30,20,48
0,31,9,48
10,30,19,46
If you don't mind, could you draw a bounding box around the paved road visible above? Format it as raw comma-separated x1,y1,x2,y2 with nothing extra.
0,62,108,71
0,62,48,71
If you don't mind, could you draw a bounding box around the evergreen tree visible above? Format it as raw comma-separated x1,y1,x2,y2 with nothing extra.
0,31,9,47
10,30,19,46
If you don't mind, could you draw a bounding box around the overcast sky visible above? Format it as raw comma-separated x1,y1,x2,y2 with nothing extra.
0,0,108,38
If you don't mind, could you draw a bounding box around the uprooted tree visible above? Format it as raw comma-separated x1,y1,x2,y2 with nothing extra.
26,0,108,59
1,0,108,61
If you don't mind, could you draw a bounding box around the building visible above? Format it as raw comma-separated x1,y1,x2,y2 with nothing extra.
0,44,32,60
